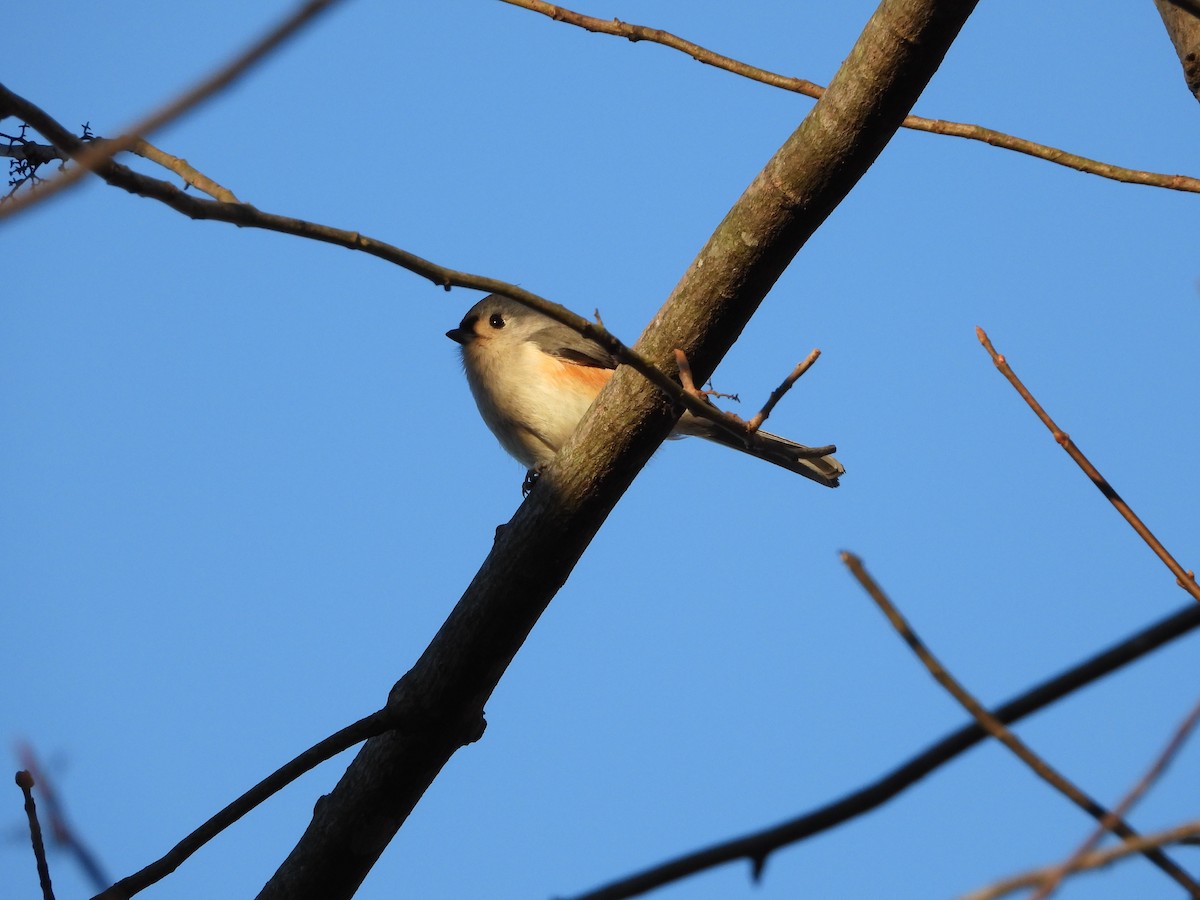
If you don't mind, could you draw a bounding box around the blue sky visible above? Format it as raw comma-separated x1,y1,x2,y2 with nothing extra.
4,2,1199,898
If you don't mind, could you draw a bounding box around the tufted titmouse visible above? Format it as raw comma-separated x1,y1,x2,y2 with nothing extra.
447,294,844,487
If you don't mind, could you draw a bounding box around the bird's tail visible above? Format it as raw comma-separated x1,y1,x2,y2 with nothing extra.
683,420,844,488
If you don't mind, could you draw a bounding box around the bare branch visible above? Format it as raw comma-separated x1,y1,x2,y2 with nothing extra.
255,2,986,896
976,327,1200,604
0,138,66,163
961,822,1200,900
501,0,1200,194
565,603,1200,900
1154,0,1200,101
501,0,1200,196
16,770,56,900
673,348,836,461
1,86,842,462
1029,694,1200,899
16,744,109,890
3,132,236,204
673,348,698,396
0,0,341,220
125,138,239,202
94,708,395,900
746,349,820,433
840,552,1199,893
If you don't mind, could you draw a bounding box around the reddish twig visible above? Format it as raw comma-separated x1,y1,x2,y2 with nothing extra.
1029,694,1200,899
840,551,1200,894
976,328,1200,604
746,349,820,433
672,350,738,401
16,770,56,900
673,348,699,396
501,0,1200,194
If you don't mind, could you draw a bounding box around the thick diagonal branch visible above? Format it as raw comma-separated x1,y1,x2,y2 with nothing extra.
252,2,987,898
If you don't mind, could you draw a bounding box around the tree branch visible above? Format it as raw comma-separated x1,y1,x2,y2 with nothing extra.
977,327,1200,604
1028,694,1200,899
123,138,239,202
566,602,1200,900
841,552,1199,893
961,821,1200,900
500,0,1200,194
747,350,820,433
16,770,56,900
94,709,396,900
16,744,109,891
252,2,983,898
1154,0,1200,101
1,83,841,462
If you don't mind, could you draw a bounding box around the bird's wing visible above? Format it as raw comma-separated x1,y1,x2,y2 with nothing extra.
531,326,618,370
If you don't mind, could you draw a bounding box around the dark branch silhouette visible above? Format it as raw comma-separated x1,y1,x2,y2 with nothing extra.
94,710,395,900
567,603,1200,900
841,553,1198,892
16,745,110,891
16,770,56,900
1028,695,1200,899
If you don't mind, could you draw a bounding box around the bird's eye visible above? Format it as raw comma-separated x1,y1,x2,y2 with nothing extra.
488,313,505,329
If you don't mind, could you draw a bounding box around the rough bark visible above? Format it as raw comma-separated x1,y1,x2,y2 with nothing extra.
1154,0,1200,100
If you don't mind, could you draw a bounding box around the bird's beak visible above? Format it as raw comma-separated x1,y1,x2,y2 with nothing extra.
446,315,477,345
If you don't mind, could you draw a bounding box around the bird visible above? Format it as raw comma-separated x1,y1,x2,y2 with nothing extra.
447,294,844,488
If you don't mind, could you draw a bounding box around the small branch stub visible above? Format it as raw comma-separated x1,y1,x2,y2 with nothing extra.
17,769,56,900
747,349,820,434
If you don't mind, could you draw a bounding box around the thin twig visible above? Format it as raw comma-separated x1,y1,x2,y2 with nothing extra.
3,133,237,205
0,138,66,163
746,349,820,433
125,138,239,202
94,708,395,900
500,0,1200,194
674,350,739,401
0,0,340,221
961,821,1200,900
976,327,1200,604
566,603,1200,900
675,348,825,449
840,551,1200,894
673,348,698,396
17,744,110,890
1030,694,1200,900
16,770,56,900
